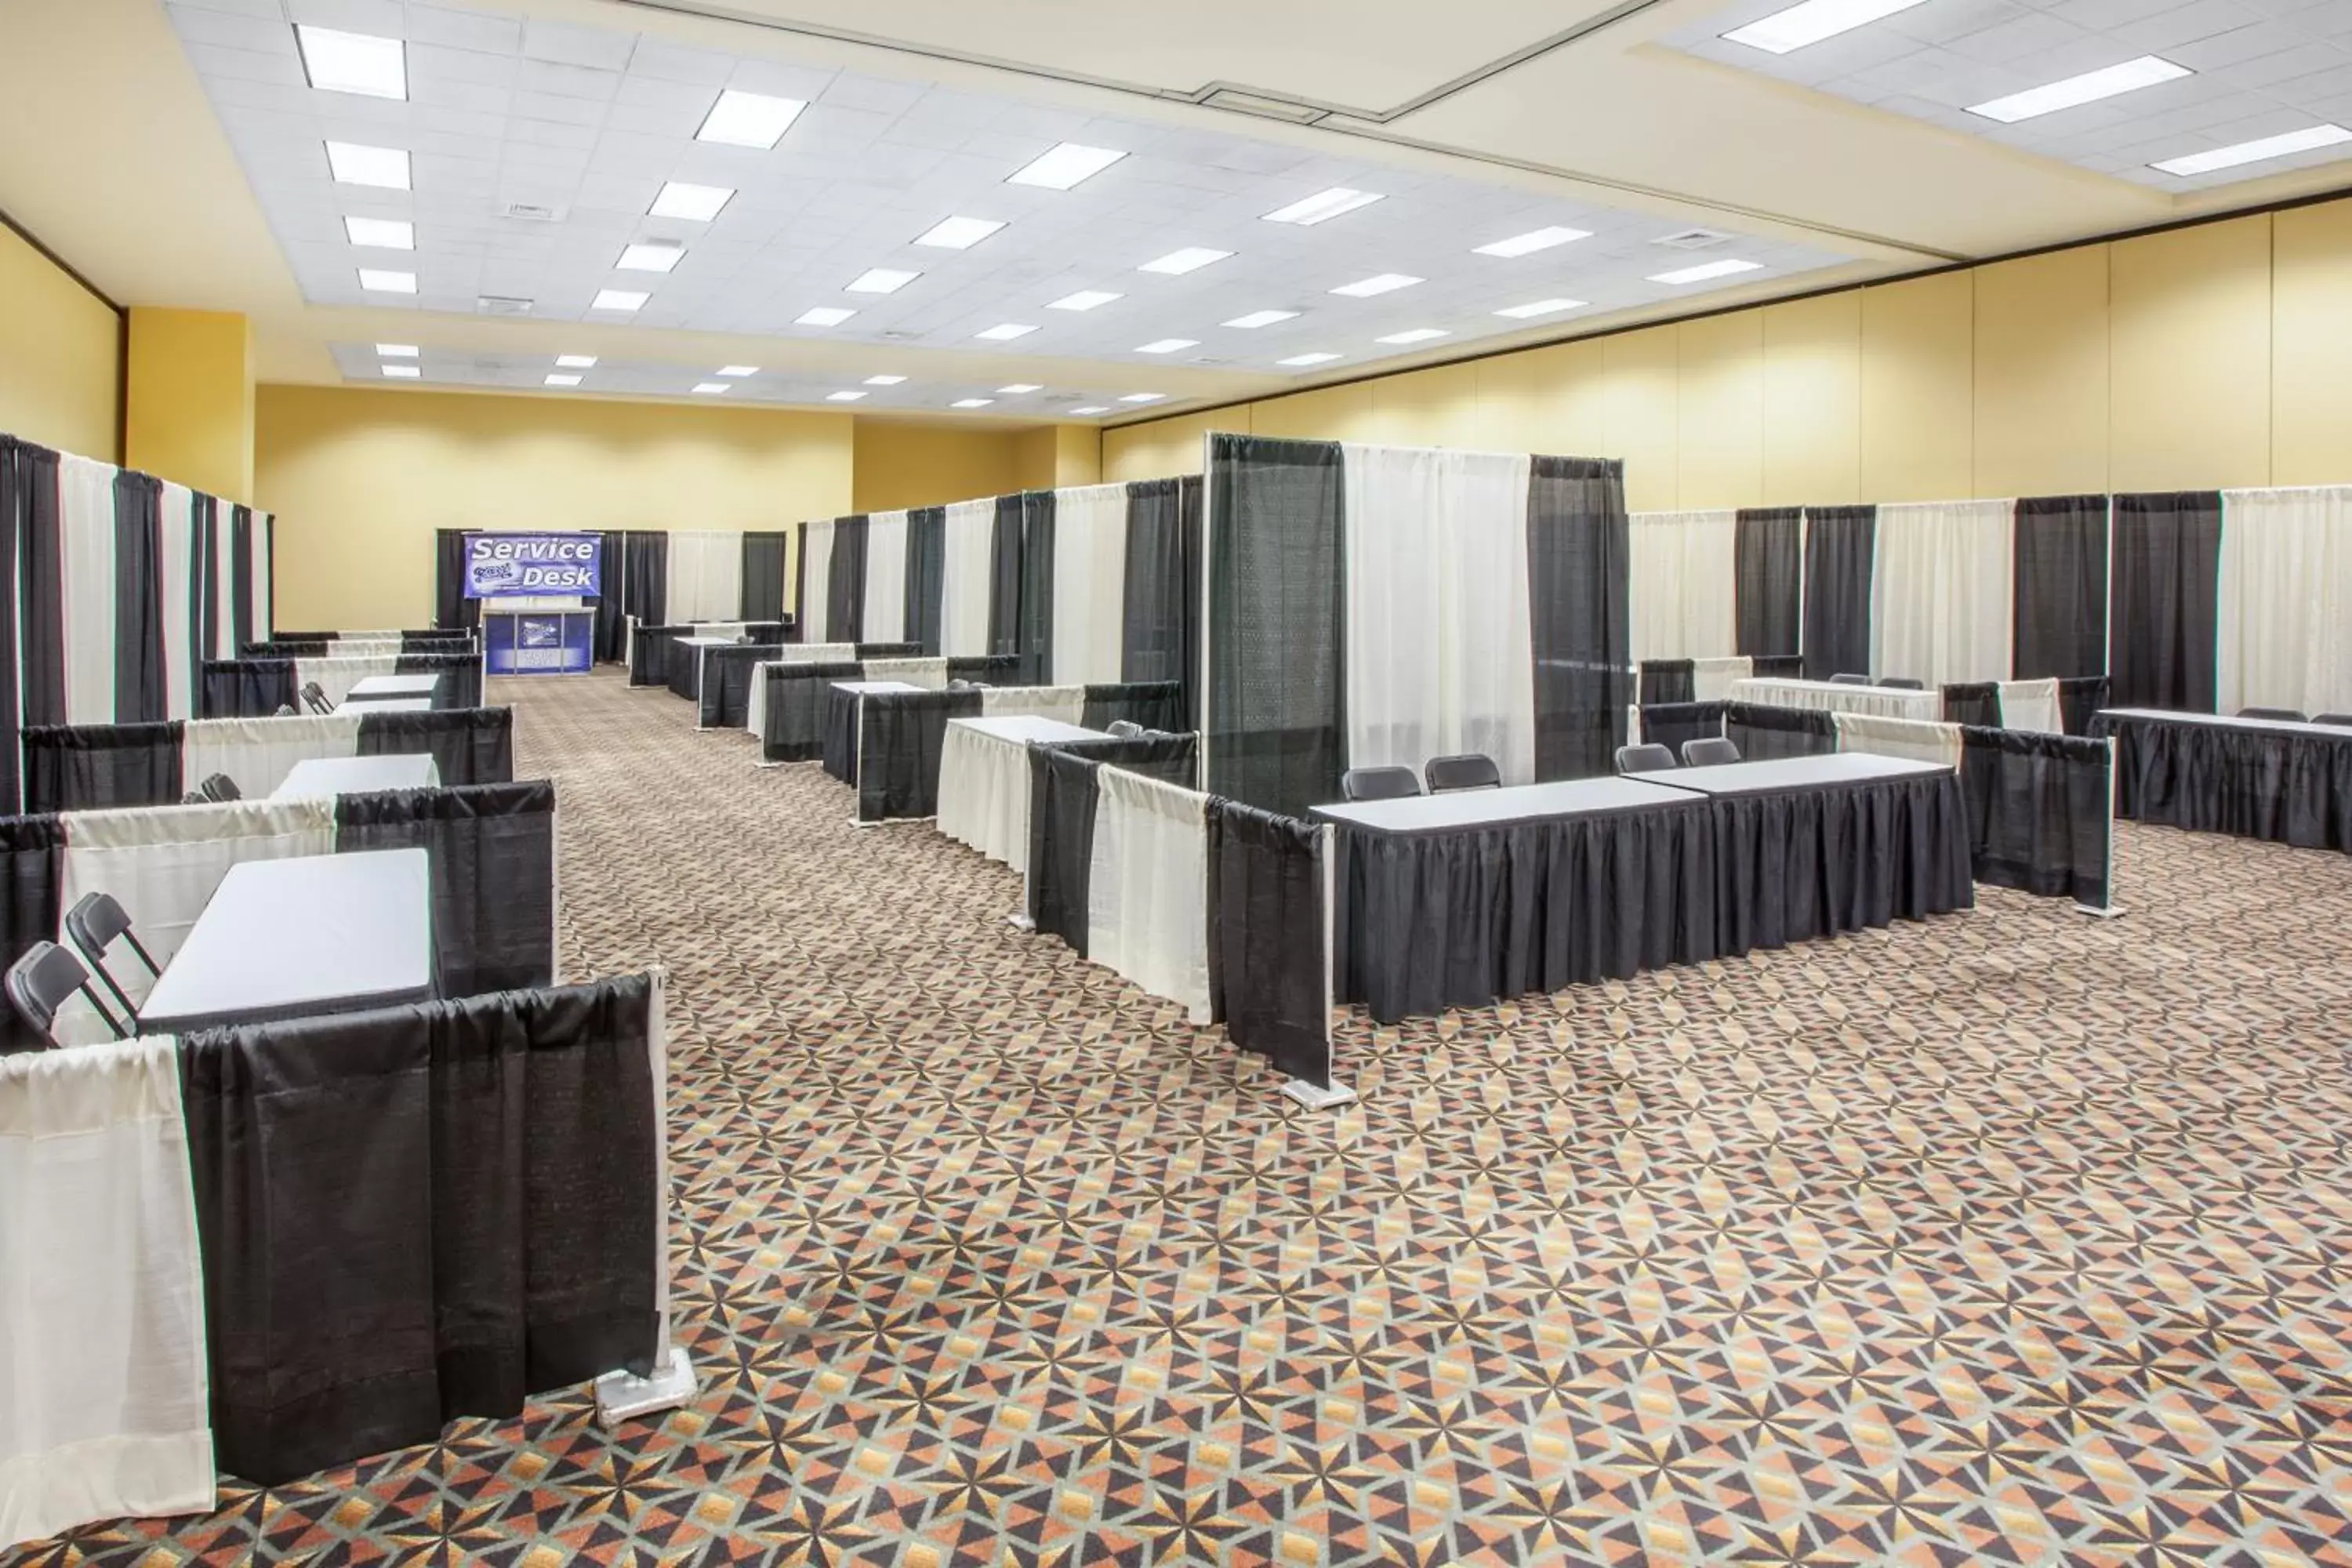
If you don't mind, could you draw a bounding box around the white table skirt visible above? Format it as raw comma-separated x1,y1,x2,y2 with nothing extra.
937,716,1105,873
1728,677,1943,723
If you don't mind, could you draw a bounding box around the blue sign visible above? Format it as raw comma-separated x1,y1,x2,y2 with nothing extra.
485,610,593,675
464,532,601,597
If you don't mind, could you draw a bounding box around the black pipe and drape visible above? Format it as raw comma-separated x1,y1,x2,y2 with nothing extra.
695,644,786,728
903,506,946,655
2012,495,2108,680
1122,476,1202,730
760,662,863,761
1959,728,2113,906
1800,505,1875,681
0,440,38,809
1204,436,1346,816
587,533,622,661
1726,702,1837,760
228,506,256,652
1526,456,1630,781
1081,682,1184,734
854,688,982,821
826,514,869,646
1023,735,1202,954
20,722,182,812
433,529,479,632
1640,660,1696,707
740,532,788,622
20,441,66,728
2097,710,2352,851
622,532,668,635
114,472,167,723
987,495,1025,666
1205,800,1330,1086
1015,492,1056,688
2109,492,2220,712
1733,506,1803,659
335,780,554,997
194,494,221,666
0,814,66,1053
355,707,517,788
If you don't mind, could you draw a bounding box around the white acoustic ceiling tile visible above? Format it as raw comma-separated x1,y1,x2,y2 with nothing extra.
601,102,695,138
170,6,297,53
2118,0,2273,49
286,0,405,33
517,60,621,102
170,0,285,17
407,42,515,88
408,104,502,140
614,73,710,113
818,74,927,114
404,5,521,54
184,41,310,86
510,114,599,148
2171,17,2311,64
589,134,684,177
2220,42,2352,85
405,75,510,114
723,59,837,101
522,19,634,71
626,41,735,86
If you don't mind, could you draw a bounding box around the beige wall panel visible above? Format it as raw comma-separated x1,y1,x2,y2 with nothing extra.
1760,292,1863,505
1472,352,1546,452
0,223,121,462
1250,382,1377,441
1366,361,1480,448
855,421,1022,511
1602,327,1681,511
1102,409,1225,482
1675,311,1766,509
2110,213,2272,490
1973,247,2111,497
2271,201,2352,485
1861,270,1974,502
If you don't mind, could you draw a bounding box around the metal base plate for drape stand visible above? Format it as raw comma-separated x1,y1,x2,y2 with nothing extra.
2075,902,2126,919
1007,913,1035,931
1283,1078,1357,1111
595,1345,699,1425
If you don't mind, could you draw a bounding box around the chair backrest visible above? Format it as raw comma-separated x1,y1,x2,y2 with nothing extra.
1829,673,1871,686
1877,677,1925,689
181,789,208,804
2314,713,2352,728
2238,706,2307,723
1106,720,1145,739
273,704,296,717
5,941,122,1046
1681,736,1742,768
1341,766,1422,802
300,681,334,715
1424,753,1501,793
65,891,161,1018
1615,743,1678,775
198,772,242,803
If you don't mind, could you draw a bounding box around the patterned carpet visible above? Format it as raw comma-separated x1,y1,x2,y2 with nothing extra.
14,667,2352,1567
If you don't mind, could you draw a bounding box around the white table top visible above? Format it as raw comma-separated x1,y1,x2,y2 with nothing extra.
346,673,442,699
1649,752,1951,797
831,680,924,696
950,715,1105,747
676,635,738,648
139,848,434,1032
342,695,434,713
2102,706,2352,738
1314,775,1696,833
271,754,441,800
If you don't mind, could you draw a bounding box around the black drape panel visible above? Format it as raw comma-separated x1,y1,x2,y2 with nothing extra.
0,815,66,1054
244,639,330,658
2013,495,2107,680
590,532,624,662
695,644,786,728
1751,653,1806,679
1801,505,1875,681
336,781,555,996
0,441,34,810
20,721,183,812
1734,507,1804,659
2057,676,2110,737
1958,727,2112,906
180,975,660,1486
2096,710,2352,851
1016,492,1056,688
434,529,474,632
194,493,220,667
394,652,483,710
200,659,298,718
1048,731,1201,787
2110,492,2221,712
855,689,983,821
1206,801,1330,1085
760,662,864,762
1941,683,2000,728
627,624,684,687
1723,702,1837,760
356,707,516,786
1527,456,1631,782
1025,746,1102,955
1637,702,1727,760
1640,660,1695,707
1081,682,1185,734
793,523,806,636
1708,772,1973,954
987,495,1025,664
1206,436,1345,816
622,531,668,632
19,441,65,728
229,506,256,652
740,532,788,622
903,507,946,656
854,641,920,660
114,472,168,724
665,641,707,703
1120,475,1202,729
826,514,869,647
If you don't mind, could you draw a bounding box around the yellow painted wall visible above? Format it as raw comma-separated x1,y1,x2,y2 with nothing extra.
125,307,253,503
852,420,1024,513
0,221,121,462
1013,424,1103,491
1103,194,2352,502
255,385,853,630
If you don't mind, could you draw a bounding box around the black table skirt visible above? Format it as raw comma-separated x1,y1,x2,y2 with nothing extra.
2099,711,2352,852
1709,771,1974,954
665,644,703,702
822,687,862,784
761,663,862,762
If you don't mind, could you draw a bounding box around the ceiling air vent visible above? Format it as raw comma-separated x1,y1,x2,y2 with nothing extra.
880,330,920,340
1653,227,1735,250
501,201,564,223
477,295,535,317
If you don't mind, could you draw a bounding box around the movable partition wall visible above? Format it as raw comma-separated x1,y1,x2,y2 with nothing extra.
433,528,792,661
1626,486,2352,720
845,681,1186,821
625,620,793,687
0,434,278,814
201,650,485,715
795,477,1203,720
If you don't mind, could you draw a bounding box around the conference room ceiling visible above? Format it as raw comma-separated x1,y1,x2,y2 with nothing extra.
5,0,2350,423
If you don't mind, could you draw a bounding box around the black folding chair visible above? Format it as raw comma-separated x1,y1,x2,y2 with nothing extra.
1681,737,1741,767
197,772,241,803
2238,706,2307,723
1107,720,1145,739
64,891,163,1025
1829,673,1871,686
1877,677,1925,690
2314,713,2352,728
1615,743,1677,775
5,942,126,1047
1341,766,1421,802
1424,753,1501,793
301,681,335,716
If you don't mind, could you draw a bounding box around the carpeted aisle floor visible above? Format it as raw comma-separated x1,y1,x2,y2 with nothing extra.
16,668,2352,1567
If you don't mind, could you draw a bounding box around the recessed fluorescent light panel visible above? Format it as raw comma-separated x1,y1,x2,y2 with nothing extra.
382,364,420,378
1474,226,1592,258
1007,143,1127,190
1967,56,2189,123
1649,258,1763,285
1375,328,1449,344
1138,248,1232,276
975,323,1037,341
696,89,804,149
847,268,920,295
826,390,866,401
295,25,405,100
1723,0,1929,53
863,374,907,386
650,181,733,221
717,365,759,377
1049,290,1122,311
555,354,596,368
996,383,1043,394
796,307,855,326
344,216,412,249
591,289,648,311
1068,405,1109,415
376,343,417,358
1263,187,1382,225
1135,339,1198,354
1118,393,1164,403
2152,123,2352,176
618,244,684,274
1330,273,1422,298
914,216,1007,250
358,268,416,293
1277,352,1341,366
1494,297,1588,318
325,141,408,190
1223,310,1299,329
691,382,729,394
952,397,994,408
544,373,582,387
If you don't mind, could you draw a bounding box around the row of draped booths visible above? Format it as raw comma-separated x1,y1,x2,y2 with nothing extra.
434,527,793,662
0,702,682,1549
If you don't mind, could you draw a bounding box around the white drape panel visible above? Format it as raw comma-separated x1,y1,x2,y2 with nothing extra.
1628,510,1738,663
295,653,399,709
61,455,119,723
61,799,337,976
1693,655,1753,702
1868,499,2013,686
862,511,909,646
0,1037,214,1551
1833,713,1964,770
940,500,993,658
1729,677,1944,722
315,638,401,658
158,485,197,721
1996,678,2060,735
211,510,238,658
863,657,949,690
664,532,743,624
1341,444,1537,785
936,720,1030,870
1050,484,1129,687
979,685,1086,725
183,713,364,799
800,521,835,644
2218,487,2352,719
773,643,855,664
1087,766,1211,1023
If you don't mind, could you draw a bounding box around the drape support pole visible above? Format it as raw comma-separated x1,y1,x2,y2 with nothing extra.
2075,734,2125,920
595,967,701,1427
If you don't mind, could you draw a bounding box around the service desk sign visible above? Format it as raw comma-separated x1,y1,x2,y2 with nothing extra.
463,532,601,598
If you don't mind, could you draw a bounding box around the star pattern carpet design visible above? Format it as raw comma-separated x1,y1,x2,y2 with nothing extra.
12,668,2352,1567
